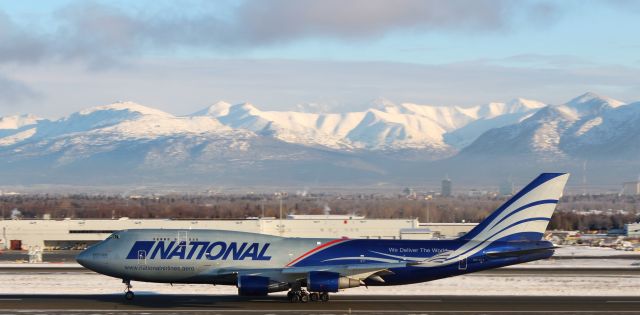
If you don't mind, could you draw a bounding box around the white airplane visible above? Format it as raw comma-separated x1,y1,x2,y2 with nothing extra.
77,173,569,302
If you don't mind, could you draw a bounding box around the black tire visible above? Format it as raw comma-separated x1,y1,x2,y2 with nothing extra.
310,292,319,302
320,292,329,302
300,294,309,303
125,291,134,300
290,294,300,303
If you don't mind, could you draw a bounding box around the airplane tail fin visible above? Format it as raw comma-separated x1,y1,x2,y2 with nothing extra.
460,173,569,243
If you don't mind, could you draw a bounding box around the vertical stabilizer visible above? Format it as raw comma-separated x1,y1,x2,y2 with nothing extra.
460,173,569,242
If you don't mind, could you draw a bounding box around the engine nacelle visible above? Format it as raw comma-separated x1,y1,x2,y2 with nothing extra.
306,271,361,293
237,275,269,296
237,275,289,296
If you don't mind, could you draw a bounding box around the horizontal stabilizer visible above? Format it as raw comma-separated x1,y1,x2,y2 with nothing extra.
484,246,558,258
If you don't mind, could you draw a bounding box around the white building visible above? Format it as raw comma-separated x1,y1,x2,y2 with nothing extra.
0,217,479,250
622,181,640,195
625,223,640,237
420,223,478,238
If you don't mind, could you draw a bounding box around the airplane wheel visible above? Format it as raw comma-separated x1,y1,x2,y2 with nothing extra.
125,291,135,300
300,293,309,303
310,292,319,302
320,292,329,302
289,294,300,303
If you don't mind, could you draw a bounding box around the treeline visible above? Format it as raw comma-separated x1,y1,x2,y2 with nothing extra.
1,193,638,231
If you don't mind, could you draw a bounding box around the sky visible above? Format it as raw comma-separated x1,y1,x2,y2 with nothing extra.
0,0,639,117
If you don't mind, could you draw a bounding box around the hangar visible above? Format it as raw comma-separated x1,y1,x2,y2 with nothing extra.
0,216,476,250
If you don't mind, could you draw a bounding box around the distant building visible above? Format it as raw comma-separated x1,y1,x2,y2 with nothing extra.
0,217,418,249
399,228,434,240
402,187,416,198
467,189,489,197
420,223,477,238
625,223,640,237
441,178,452,197
622,181,640,195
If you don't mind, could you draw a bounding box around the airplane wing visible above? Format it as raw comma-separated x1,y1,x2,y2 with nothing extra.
281,262,408,275
282,262,406,282
206,262,408,285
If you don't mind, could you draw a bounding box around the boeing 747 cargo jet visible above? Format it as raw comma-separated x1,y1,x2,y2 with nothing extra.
77,173,569,302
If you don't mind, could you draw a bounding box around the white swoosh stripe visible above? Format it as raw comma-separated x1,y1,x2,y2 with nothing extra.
322,256,400,263
413,220,549,268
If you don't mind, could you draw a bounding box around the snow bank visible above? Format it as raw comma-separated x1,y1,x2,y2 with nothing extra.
1,272,637,296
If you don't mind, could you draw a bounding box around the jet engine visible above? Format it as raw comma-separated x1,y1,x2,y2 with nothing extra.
306,271,361,292
237,275,269,296
237,275,289,296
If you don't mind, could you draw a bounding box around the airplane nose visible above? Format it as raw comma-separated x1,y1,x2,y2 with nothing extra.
76,249,92,268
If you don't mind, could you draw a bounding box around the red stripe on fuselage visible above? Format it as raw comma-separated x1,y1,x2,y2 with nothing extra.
285,238,347,267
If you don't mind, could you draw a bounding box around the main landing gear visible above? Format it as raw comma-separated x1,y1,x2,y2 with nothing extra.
123,279,134,300
287,290,329,303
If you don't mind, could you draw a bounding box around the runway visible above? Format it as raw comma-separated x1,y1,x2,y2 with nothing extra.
2,265,640,276
1,294,640,314
2,250,639,314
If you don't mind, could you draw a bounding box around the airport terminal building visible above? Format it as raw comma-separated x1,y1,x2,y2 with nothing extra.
0,216,476,250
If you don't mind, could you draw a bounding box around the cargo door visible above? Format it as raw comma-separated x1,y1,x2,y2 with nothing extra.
458,257,467,270
137,250,147,265
178,231,188,246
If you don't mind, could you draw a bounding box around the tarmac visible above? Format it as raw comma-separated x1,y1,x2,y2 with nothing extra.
1,294,640,314
2,250,640,314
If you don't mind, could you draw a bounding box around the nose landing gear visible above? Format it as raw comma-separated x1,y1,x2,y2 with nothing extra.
123,279,134,300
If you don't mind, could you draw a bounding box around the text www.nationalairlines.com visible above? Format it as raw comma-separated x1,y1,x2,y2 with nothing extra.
124,265,196,272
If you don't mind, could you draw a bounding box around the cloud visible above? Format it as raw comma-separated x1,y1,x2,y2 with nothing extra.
7,57,639,118
0,73,40,106
0,0,562,65
485,54,594,68
605,0,640,12
223,0,517,44
0,12,48,64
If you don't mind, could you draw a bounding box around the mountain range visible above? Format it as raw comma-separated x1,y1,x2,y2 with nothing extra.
0,92,637,189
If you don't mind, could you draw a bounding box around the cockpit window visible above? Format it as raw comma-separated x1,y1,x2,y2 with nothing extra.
107,233,120,240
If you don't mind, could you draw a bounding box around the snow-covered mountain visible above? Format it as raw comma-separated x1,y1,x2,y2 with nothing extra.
459,92,632,161
0,101,392,184
0,113,41,130
442,98,545,148
192,98,545,154
0,93,637,186
0,114,42,141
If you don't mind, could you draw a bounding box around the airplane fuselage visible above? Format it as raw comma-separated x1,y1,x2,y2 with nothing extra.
78,229,554,286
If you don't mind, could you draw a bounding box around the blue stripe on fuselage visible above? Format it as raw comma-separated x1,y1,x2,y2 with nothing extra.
125,241,272,261
125,241,155,259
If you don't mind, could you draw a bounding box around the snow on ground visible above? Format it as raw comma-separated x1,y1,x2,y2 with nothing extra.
518,258,640,268
553,246,640,257
2,246,639,296
0,271,637,296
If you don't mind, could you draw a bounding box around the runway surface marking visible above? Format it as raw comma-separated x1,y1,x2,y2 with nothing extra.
335,299,442,302
4,310,640,314
3,294,640,314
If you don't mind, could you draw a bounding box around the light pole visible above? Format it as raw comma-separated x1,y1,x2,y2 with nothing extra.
425,195,432,223
276,192,285,236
